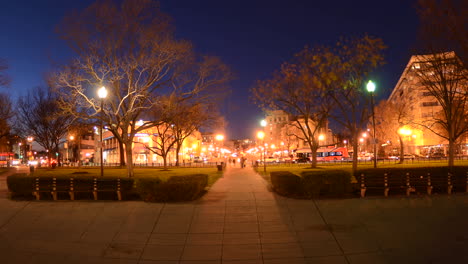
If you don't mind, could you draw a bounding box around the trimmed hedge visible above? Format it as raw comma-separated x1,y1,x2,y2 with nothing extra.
7,174,35,199
270,170,352,198
270,171,302,197
135,174,208,202
301,170,352,198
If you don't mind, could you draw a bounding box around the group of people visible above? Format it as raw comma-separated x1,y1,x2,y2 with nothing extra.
229,157,247,168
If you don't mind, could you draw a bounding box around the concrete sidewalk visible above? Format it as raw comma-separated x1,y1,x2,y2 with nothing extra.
0,165,467,263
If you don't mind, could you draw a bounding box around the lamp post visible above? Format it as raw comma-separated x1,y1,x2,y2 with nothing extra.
27,136,34,162
98,86,108,178
257,131,266,172
261,119,267,169
366,80,377,168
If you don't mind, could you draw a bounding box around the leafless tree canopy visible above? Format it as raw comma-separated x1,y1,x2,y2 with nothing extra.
52,0,231,177
252,46,339,168
16,87,74,166
373,99,412,162
417,0,468,64
413,52,468,167
0,93,14,140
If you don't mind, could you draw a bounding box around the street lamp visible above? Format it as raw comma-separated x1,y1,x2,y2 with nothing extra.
257,131,266,172
366,80,377,168
98,86,108,177
27,137,33,161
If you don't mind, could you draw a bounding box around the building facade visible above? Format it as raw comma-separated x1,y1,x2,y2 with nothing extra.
387,52,467,156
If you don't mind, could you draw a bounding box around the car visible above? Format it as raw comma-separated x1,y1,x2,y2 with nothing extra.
294,157,310,163
427,153,446,159
264,157,279,163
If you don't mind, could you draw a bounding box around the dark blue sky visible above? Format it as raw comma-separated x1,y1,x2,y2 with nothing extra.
0,0,419,139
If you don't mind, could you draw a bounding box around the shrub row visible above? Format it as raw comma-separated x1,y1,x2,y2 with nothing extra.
7,173,209,202
135,174,208,202
270,166,468,199
270,170,352,198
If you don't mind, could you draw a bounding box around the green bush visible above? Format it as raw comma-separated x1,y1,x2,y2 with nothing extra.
270,171,302,197
301,170,352,198
135,174,208,202
7,174,35,199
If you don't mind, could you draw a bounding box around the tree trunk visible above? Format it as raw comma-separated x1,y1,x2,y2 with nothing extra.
119,141,126,168
125,142,134,178
162,152,168,170
399,135,404,164
308,140,318,169
352,134,358,175
448,138,455,170
175,143,181,167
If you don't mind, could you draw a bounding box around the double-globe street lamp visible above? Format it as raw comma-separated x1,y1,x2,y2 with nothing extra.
98,86,108,178
366,80,377,168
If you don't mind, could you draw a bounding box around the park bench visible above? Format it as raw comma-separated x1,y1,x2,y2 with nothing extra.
360,173,388,197
360,173,413,197
92,178,125,201
451,172,468,193
408,173,431,195
33,177,130,201
427,172,454,194
70,177,95,200
361,171,467,197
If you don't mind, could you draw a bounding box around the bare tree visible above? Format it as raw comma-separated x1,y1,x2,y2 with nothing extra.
412,52,467,168
172,102,221,166
373,99,412,163
16,87,74,167
252,46,337,168
143,123,178,170
53,0,196,177
0,93,13,141
417,0,468,64
328,36,386,174
0,59,13,141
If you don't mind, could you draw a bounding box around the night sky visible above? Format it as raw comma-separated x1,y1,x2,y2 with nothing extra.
0,0,419,139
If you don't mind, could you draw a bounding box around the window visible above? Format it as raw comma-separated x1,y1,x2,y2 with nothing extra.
422,102,438,107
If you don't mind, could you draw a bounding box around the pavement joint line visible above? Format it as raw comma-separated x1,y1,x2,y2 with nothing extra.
0,200,30,231
311,199,351,264
137,201,165,263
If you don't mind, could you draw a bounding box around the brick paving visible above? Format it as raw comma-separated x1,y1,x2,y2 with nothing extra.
0,165,467,263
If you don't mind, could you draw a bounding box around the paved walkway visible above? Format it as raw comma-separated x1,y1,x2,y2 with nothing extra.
0,165,467,263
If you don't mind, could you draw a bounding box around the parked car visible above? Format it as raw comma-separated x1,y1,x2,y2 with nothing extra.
403,154,415,160
294,157,310,163
264,157,279,163
427,153,446,159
